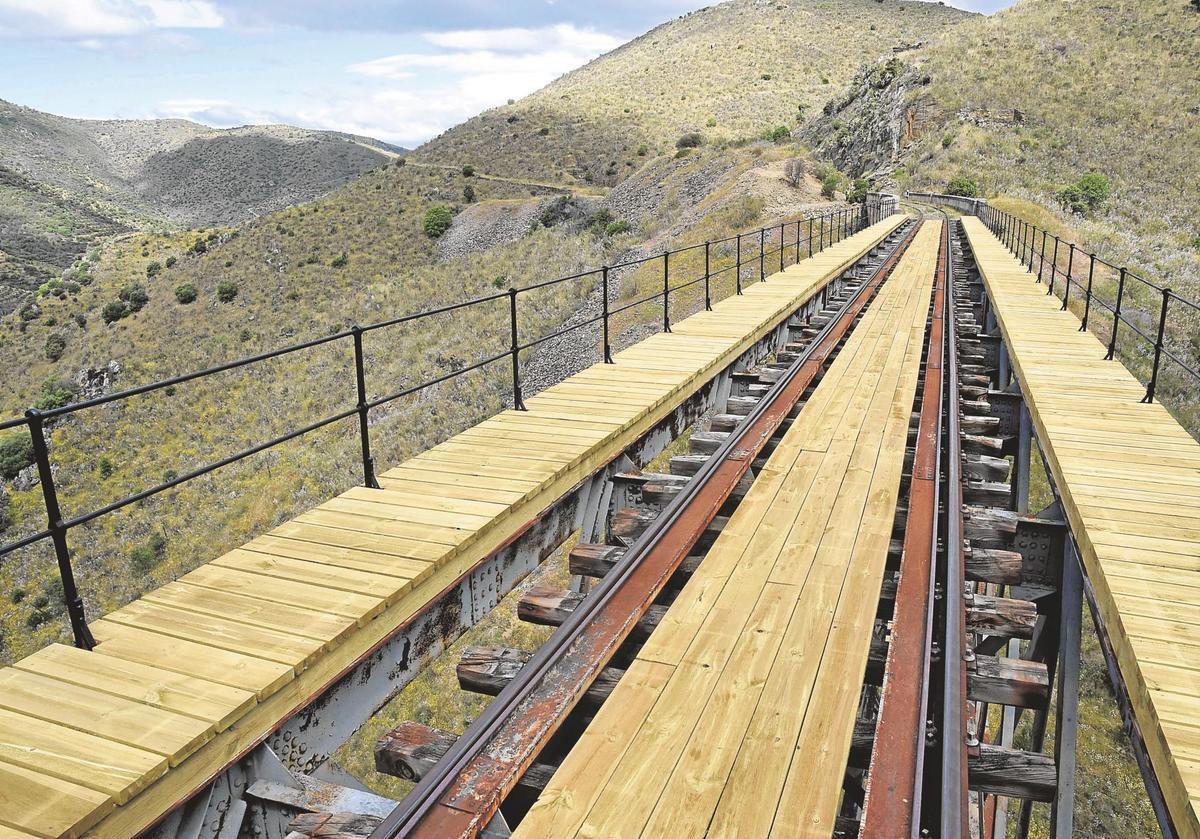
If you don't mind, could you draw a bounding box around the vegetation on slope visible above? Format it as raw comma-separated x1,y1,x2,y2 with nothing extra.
413,0,974,187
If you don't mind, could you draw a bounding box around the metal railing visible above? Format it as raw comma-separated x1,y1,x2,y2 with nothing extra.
0,205,870,649
982,206,1200,405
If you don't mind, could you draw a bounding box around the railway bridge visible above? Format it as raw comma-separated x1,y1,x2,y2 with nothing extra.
0,200,1196,839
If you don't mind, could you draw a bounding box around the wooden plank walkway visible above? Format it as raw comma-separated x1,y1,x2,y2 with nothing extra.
962,217,1200,839
515,221,941,838
0,215,907,839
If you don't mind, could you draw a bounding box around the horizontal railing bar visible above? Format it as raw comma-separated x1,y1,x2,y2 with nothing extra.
366,350,510,410
516,314,606,352
0,527,53,558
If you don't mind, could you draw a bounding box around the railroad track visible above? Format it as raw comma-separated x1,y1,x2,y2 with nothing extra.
284,215,1076,839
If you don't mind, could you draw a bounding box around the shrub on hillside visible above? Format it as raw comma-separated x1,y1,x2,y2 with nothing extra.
119,284,149,312
44,333,66,362
946,175,979,197
0,491,11,533
784,158,806,188
0,434,35,480
331,252,349,268
146,261,162,278
764,125,791,143
165,256,177,268
190,239,207,254
461,164,475,177
1057,173,1111,216
605,219,630,236
821,173,840,198
847,178,870,204
174,283,198,304
637,144,649,157
676,132,703,149
423,206,453,238
102,300,129,323
463,184,476,203
129,534,167,574
34,377,75,412
217,280,239,303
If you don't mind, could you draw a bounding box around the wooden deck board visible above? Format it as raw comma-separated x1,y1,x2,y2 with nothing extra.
0,215,907,839
517,220,939,838
962,216,1200,839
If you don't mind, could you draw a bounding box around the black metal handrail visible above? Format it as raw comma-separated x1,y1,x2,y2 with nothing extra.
1,205,871,648
982,206,1200,404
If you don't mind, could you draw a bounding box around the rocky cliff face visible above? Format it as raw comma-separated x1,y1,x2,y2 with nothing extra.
803,57,945,182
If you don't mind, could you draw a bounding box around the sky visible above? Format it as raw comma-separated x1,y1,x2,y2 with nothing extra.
0,0,1014,149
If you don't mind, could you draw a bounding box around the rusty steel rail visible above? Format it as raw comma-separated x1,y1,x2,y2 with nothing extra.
369,220,921,839
941,217,970,838
860,218,947,838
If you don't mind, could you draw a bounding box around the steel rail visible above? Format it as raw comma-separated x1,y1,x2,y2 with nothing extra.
369,219,919,839
860,216,946,838
941,218,970,838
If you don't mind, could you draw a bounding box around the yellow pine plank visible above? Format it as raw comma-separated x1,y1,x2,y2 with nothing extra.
254,527,446,566
90,620,293,698
176,565,386,626
319,495,495,531
0,669,212,763
101,600,324,668
296,508,475,547
13,645,255,733
214,548,417,599
0,760,112,839
379,464,539,495
0,707,166,804
142,582,357,645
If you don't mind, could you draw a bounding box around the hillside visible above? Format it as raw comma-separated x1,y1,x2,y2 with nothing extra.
808,0,1200,428
412,0,974,187
0,99,397,311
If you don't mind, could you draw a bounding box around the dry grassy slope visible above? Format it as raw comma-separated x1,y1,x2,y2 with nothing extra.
0,99,397,309
411,0,974,187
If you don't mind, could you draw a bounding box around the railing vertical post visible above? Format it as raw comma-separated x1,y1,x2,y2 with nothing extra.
808,217,814,259
819,215,825,251
1037,230,1047,283
25,409,94,650
759,227,765,282
1142,289,1170,403
794,218,801,264
779,223,785,274
704,241,712,311
1028,225,1037,272
351,326,379,488
1105,268,1126,360
1062,243,1075,311
662,250,672,332
1080,254,1095,331
736,234,743,295
1048,237,1059,295
601,265,613,363
508,288,526,410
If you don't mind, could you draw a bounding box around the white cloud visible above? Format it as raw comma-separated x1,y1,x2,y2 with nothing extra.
0,0,222,39
156,98,279,126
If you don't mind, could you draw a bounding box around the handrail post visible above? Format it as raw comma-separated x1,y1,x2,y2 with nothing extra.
25,409,95,650
351,326,379,488
601,266,613,362
508,288,526,410
1037,230,1047,283
704,241,712,311
779,223,785,274
1080,253,1095,331
794,218,801,265
1062,243,1075,311
758,227,765,283
1142,288,1170,403
1028,225,1037,272
807,217,814,259
662,250,672,332
819,215,825,251
736,234,743,294
1105,268,1126,360
1048,237,1059,295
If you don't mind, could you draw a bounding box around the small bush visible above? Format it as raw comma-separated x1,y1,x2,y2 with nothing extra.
34,377,76,412
637,144,649,156
73,313,86,328
1057,173,1111,215
0,492,9,532
102,300,128,323
10,588,24,604
821,173,840,198
97,457,115,479
423,206,453,238
174,283,198,304
120,284,149,312
331,252,349,268
946,175,979,197
942,133,954,149
18,303,39,322
706,117,717,127
0,434,35,479
461,164,475,177
217,280,239,303
538,127,550,136
605,219,630,236
165,256,177,268
587,209,614,233
784,158,806,188
44,333,66,362
190,238,207,254
146,261,162,278
847,178,870,204
764,125,791,143
130,534,167,574
676,132,703,149
463,184,476,202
